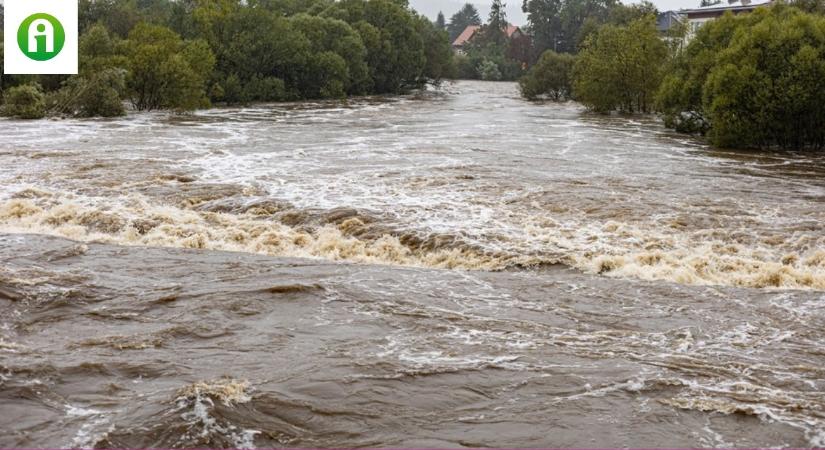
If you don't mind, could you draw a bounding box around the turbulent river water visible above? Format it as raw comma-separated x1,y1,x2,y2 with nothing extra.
1,80,824,447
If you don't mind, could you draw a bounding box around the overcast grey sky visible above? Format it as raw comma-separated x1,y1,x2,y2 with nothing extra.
409,0,698,25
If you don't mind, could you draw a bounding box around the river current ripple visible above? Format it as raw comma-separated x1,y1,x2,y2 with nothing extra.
0,81,824,447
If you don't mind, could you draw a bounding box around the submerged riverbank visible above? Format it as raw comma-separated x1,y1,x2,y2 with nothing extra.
1,80,824,447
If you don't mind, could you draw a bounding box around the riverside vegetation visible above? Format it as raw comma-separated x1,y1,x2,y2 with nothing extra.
518,1,825,150
2,0,823,151
0,0,454,118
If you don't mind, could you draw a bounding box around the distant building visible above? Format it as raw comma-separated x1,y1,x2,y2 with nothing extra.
452,24,524,53
683,0,772,39
656,10,684,34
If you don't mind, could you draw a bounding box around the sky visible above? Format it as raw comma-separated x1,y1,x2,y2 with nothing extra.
409,0,698,25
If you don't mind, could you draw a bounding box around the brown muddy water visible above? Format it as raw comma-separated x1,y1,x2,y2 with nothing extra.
0,80,824,447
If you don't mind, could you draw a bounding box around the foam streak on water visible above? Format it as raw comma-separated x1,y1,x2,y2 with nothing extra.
1,81,824,447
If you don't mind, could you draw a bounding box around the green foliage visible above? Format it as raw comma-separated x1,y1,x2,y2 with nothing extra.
243,76,287,103
1,84,47,119
79,24,128,75
573,16,666,113
523,0,621,55
458,41,524,81
519,50,576,100
210,8,307,102
79,0,146,37
448,3,482,42
658,5,825,149
416,14,457,82
435,11,447,30
656,12,741,132
793,0,825,14
121,23,215,111
478,59,503,81
455,54,478,79
291,13,371,95
0,37,6,96
454,2,527,82
336,0,426,93
482,0,509,47
51,69,127,118
6,0,452,113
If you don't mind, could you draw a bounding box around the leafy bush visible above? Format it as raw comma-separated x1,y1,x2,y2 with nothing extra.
455,54,479,79
243,76,287,103
574,16,666,113
417,14,457,82
657,5,825,149
121,24,215,111
519,50,576,101
333,0,427,93
51,69,126,118
478,59,503,81
290,13,370,95
1,84,47,119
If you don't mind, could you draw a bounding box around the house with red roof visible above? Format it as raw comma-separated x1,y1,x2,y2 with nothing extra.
452,24,524,53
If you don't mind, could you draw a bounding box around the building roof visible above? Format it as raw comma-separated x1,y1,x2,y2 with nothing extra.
452,24,523,47
453,25,480,47
683,0,771,15
505,25,521,38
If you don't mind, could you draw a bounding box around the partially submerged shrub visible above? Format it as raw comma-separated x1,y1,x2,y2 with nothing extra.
478,59,502,81
51,69,127,118
1,84,47,119
519,50,576,101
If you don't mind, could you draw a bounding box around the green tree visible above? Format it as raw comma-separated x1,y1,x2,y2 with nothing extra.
573,15,666,113
334,0,426,93
291,13,371,95
476,0,509,47
656,11,741,133
79,0,143,36
435,11,446,29
660,5,825,149
523,0,563,53
121,23,215,111
51,69,127,117
209,8,307,102
793,0,825,14
1,84,47,119
478,58,503,80
0,36,6,96
524,0,620,54
448,3,482,42
416,14,457,82
519,50,575,100
79,24,127,74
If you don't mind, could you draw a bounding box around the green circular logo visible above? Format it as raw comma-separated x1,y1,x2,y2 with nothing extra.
17,13,66,61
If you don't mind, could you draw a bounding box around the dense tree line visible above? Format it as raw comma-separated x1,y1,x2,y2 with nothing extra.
522,0,659,55
447,0,660,82
520,2,825,150
0,0,454,118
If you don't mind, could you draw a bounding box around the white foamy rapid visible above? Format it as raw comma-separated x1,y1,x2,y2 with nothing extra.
1,81,824,289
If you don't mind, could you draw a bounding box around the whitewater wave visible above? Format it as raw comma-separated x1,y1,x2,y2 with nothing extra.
2,191,824,290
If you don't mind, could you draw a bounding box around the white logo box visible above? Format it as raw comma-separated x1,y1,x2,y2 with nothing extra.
4,0,78,75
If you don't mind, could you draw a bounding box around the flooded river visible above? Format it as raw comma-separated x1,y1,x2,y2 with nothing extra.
1,81,824,447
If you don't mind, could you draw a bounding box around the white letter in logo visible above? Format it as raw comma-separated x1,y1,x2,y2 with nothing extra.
28,18,54,53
